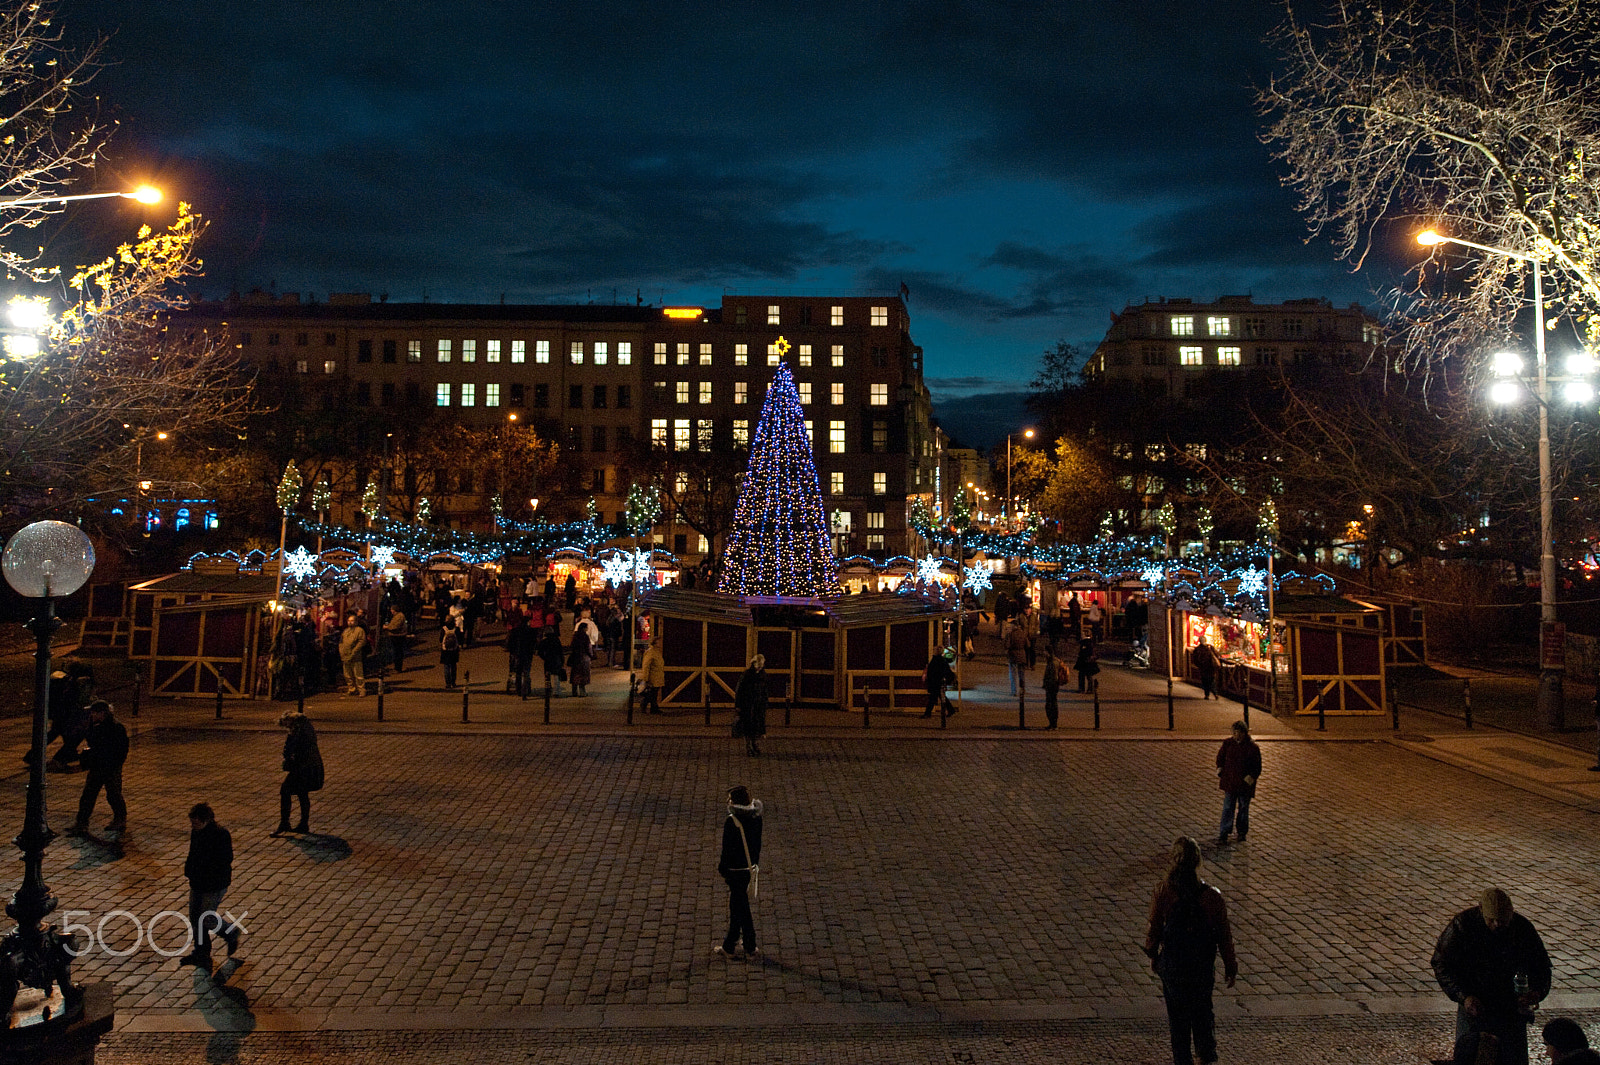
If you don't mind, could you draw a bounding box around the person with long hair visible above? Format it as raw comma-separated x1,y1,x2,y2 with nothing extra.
1143,836,1238,1065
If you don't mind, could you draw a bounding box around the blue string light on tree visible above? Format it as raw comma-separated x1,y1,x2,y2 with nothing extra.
717,352,838,598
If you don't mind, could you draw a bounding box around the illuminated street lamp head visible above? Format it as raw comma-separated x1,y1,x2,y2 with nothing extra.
1565,351,1598,376
1417,229,1445,246
7,295,50,332
1491,351,1524,377
1023,428,1034,439
1563,380,1595,403
128,185,162,204
1489,379,1522,404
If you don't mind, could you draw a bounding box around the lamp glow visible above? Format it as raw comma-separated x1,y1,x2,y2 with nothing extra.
3,334,39,359
1563,381,1594,403
129,185,162,204
1416,229,1444,246
1492,352,1524,377
1489,379,1522,404
1566,351,1598,376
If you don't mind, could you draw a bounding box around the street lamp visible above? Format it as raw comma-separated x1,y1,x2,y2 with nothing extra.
1005,428,1034,520
0,521,96,1023
1418,228,1588,726
0,185,161,210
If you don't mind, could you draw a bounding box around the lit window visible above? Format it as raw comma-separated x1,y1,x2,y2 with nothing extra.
699,381,712,404
460,383,476,407
435,383,451,406
830,382,844,405
1217,346,1241,366
698,535,709,554
697,419,712,451
673,419,690,452
867,534,884,551
651,419,668,449
1180,346,1204,366
831,305,844,326
869,383,889,406
733,419,749,446
487,339,502,363
323,360,337,374
735,381,749,405
831,345,844,367
676,381,689,404
870,306,888,326
594,341,608,366
867,511,885,529
798,344,812,367
699,343,712,366
873,472,886,495
1206,316,1232,337
798,382,812,405
653,342,668,365
536,340,550,364
486,383,501,407
570,341,584,364
437,339,452,362
508,340,524,364
767,304,781,325
735,343,748,367
294,359,308,374
1169,316,1195,336
830,471,844,496
617,341,632,365
872,420,888,452
805,420,814,445
462,339,477,363
829,420,846,453
767,343,781,367
677,343,690,366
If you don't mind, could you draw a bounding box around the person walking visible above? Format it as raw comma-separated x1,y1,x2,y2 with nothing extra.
180,802,238,968
1041,649,1061,728
639,637,665,714
1541,1019,1600,1064
1215,720,1262,845
1143,836,1238,1065
733,655,768,757
1191,640,1219,700
1005,618,1029,695
1021,605,1040,669
440,621,462,690
1125,592,1150,647
1067,592,1083,642
507,614,537,698
538,626,566,696
384,607,409,674
923,647,957,718
563,572,577,611
1432,888,1552,1065
338,613,369,697
1074,637,1099,693
713,785,763,959
66,700,128,835
567,624,593,696
1087,599,1104,642
273,710,325,836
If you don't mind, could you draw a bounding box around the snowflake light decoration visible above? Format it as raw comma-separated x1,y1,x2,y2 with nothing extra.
1236,565,1268,598
917,554,945,585
281,546,318,582
369,545,396,569
1141,564,1166,587
963,564,992,595
631,549,654,584
600,553,633,587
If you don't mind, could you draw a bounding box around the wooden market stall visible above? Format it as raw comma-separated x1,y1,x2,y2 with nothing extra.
124,566,276,699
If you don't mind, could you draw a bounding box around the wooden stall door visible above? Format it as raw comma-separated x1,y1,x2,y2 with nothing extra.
149,602,258,698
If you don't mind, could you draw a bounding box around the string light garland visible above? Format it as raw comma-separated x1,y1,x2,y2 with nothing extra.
718,359,838,597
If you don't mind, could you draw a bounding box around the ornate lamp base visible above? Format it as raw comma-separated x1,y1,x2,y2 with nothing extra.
0,982,112,1064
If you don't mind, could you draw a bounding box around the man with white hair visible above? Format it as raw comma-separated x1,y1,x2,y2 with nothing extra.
1432,888,1551,1065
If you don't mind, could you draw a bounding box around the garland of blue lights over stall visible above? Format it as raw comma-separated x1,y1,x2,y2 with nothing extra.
717,346,839,598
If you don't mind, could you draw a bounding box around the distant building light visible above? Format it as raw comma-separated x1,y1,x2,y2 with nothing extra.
662,307,703,320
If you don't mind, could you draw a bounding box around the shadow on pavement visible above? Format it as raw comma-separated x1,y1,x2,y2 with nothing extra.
285,833,352,862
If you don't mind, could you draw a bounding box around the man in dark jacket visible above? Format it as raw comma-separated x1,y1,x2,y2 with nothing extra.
713,785,763,959
923,648,957,718
66,701,129,834
181,802,238,968
506,614,537,698
1432,888,1551,1065
1215,720,1262,845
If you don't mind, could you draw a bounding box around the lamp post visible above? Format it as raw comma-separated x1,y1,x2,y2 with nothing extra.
0,521,96,1022
0,185,161,210
1005,428,1034,520
1418,229,1595,727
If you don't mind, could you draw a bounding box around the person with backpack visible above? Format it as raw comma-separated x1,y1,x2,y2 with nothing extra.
1041,649,1062,729
440,621,462,690
1143,836,1238,1065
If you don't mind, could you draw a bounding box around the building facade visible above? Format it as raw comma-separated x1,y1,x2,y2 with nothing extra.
175,292,941,559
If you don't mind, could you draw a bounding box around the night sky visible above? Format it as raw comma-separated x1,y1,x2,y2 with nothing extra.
59,0,1395,448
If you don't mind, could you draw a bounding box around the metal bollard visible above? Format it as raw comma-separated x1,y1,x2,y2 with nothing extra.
785,689,792,727
297,694,305,715
544,680,551,725
1166,673,1174,731
215,688,223,720
1317,689,1326,732
863,685,871,729
1591,691,1600,771
1390,682,1400,731
1092,680,1100,730
377,677,385,722
626,678,635,725
462,669,470,723
1463,677,1473,729
132,671,141,718
1018,688,1026,731
1242,685,1250,730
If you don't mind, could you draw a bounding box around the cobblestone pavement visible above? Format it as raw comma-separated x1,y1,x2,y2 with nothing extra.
0,714,1591,1062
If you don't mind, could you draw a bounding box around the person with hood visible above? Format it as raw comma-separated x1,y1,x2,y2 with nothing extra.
1143,836,1238,1065
923,647,957,718
713,785,763,959
567,623,593,696
1215,720,1262,845
274,710,325,835
66,700,129,834
1433,888,1551,1065
538,626,566,696
733,655,768,757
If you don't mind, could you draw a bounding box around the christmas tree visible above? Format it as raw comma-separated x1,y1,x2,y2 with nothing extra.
718,357,838,598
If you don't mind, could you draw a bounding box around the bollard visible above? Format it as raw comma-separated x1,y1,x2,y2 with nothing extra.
704,696,711,727
1241,685,1250,730
626,678,634,726
1317,689,1326,732
1018,688,1026,731
377,677,385,722
462,669,471,723
297,694,305,715
863,685,871,729
1390,682,1400,731
132,671,141,718
215,688,223,720
544,679,551,725
785,688,792,727
940,691,948,729
1093,680,1100,730
1591,691,1600,771
1166,673,1174,731
1463,677,1473,729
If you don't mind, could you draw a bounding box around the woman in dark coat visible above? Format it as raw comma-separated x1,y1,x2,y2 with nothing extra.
274,711,325,835
733,655,769,757
538,628,566,695
567,625,593,696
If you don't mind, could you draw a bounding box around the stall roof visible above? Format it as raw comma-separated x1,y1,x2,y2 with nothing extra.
641,587,953,627
1274,594,1379,615
128,572,278,597
639,587,754,625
